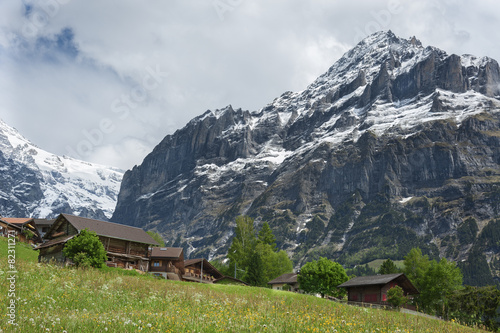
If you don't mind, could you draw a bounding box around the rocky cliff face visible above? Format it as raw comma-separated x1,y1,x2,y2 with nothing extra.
0,118,123,220
112,31,500,284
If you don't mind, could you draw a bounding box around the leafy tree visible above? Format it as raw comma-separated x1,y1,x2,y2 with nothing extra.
258,222,276,250
259,243,293,285
228,216,257,273
147,231,166,247
403,248,463,315
298,257,348,298
419,258,463,315
403,248,430,291
387,286,408,309
63,229,107,268
379,259,399,275
227,215,293,285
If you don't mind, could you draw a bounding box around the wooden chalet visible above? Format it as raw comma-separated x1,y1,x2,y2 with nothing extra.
37,213,159,271
268,273,299,292
149,247,185,280
0,217,42,245
183,258,224,283
338,273,419,304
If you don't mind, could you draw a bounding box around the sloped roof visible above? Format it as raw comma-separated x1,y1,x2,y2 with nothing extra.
2,217,34,225
151,247,183,259
36,235,75,249
214,276,249,286
268,273,298,285
338,273,419,294
59,214,159,246
338,273,403,287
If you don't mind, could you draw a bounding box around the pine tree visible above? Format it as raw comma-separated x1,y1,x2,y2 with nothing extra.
258,222,277,250
379,259,399,274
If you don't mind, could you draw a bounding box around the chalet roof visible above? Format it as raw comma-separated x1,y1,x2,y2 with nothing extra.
214,276,249,285
151,247,183,259
268,273,298,285
1,217,34,225
57,214,159,246
338,273,419,295
1,217,42,240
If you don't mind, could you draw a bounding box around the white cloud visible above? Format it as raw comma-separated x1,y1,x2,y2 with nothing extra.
0,0,499,169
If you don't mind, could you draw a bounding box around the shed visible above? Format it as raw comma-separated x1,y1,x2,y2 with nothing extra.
338,273,419,303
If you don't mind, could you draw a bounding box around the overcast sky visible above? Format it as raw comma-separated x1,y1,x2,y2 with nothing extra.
0,0,499,170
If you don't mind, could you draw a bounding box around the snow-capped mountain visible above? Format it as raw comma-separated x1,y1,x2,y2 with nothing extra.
0,118,123,220
112,31,500,285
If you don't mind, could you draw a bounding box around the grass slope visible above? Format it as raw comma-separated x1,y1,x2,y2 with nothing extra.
0,238,484,332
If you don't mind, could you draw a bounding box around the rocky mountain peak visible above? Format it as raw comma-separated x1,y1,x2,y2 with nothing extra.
0,118,123,219
112,32,500,284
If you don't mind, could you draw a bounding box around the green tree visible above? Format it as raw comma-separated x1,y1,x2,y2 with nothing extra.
403,248,430,291
63,229,107,268
387,286,408,309
258,222,276,250
298,257,348,298
228,216,257,272
259,243,293,285
419,258,463,315
379,259,399,275
246,247,266,286
146,231,165,247
447,285,500,331
227,215,293,285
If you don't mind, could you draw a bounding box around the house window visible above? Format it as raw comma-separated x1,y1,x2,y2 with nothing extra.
153,261,160,267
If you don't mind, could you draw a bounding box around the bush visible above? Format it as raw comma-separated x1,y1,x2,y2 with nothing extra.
387,286,408,309
63,229,107,268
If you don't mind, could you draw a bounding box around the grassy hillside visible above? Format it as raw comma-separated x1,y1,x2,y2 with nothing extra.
0,238,485,332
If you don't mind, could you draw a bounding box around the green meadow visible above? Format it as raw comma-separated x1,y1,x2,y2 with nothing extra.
0,238,484,332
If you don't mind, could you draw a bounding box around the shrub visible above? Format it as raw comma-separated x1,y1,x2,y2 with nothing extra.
63,229,107,268
387,286,408,309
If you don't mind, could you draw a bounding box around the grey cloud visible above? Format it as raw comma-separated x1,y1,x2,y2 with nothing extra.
0,0,499,169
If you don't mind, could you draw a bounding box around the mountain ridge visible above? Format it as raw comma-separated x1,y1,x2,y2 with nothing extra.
112,31,500,284
0,117,123,220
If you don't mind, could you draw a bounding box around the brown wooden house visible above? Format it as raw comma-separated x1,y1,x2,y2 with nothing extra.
0,217,42,245
268,273,299,292
338,273,419,304
149,247,184,280
183,258,224,283
37,213,158,271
